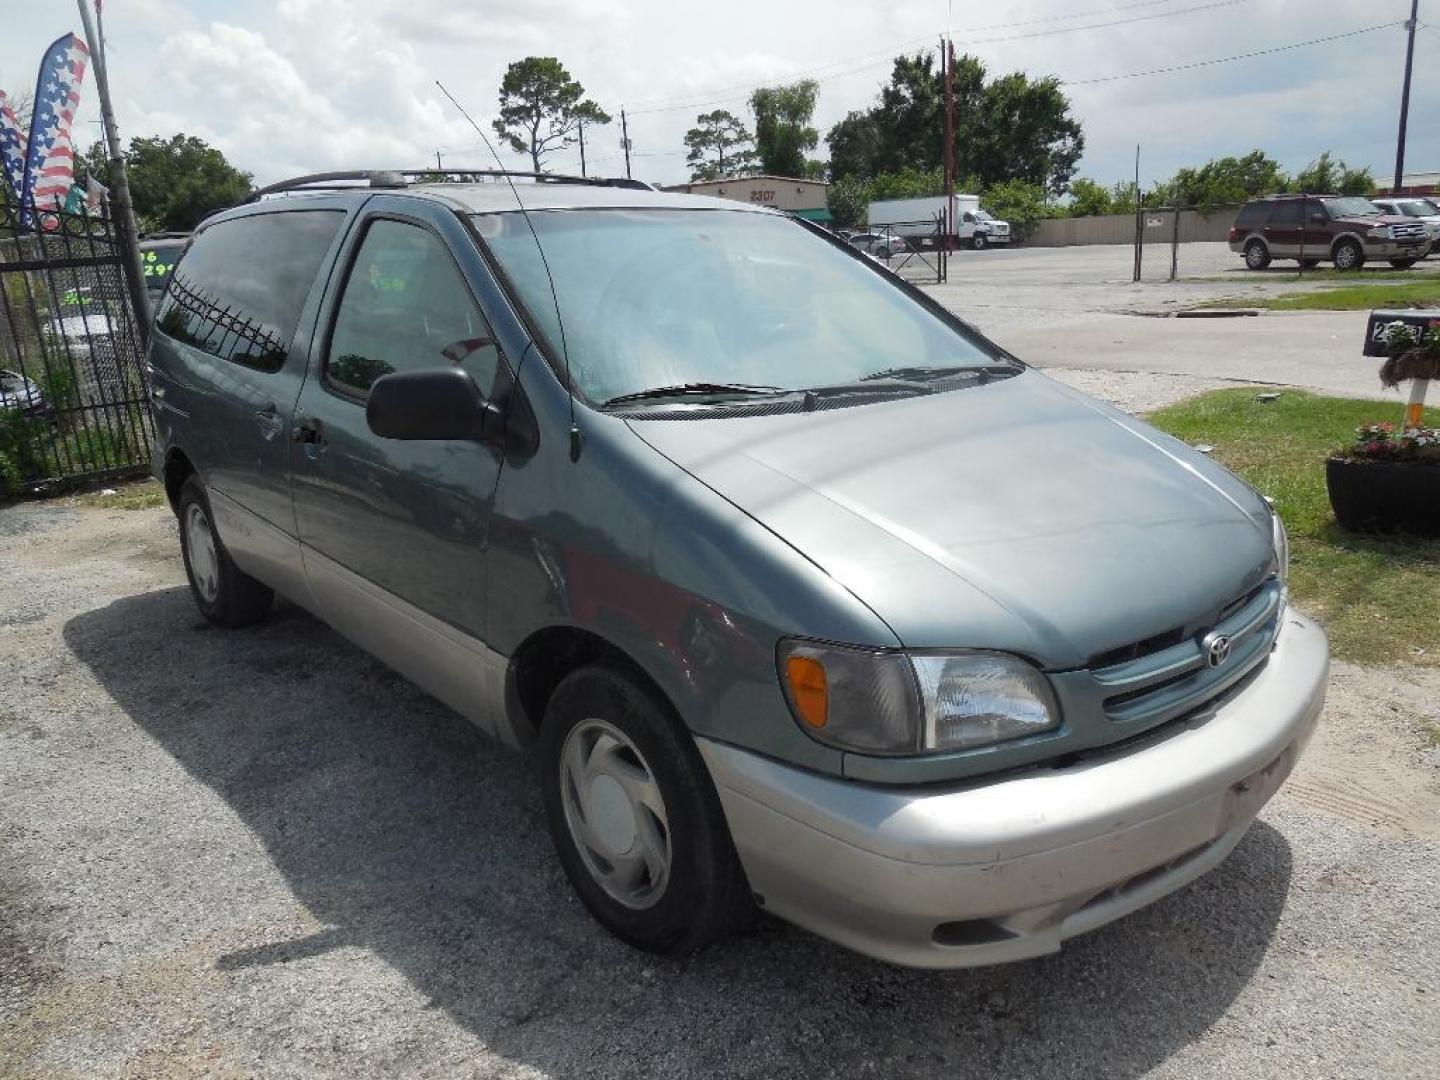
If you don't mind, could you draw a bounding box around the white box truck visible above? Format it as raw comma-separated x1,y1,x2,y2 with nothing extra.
867,194,1012,250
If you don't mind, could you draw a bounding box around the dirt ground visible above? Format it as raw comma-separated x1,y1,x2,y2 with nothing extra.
1,487,1437,1079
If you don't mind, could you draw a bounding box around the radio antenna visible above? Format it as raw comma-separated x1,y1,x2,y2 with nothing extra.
435,80,581,461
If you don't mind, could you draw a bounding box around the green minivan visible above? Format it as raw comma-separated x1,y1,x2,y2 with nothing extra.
147,172,1327,968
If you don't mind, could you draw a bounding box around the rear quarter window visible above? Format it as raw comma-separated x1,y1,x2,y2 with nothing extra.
1235,202,1270,228
155,210,343,372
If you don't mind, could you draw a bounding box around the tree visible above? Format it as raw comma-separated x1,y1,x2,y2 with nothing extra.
1167,150,1288,210
870,53,945,174
749,80,818,177
980,179,1057,239
492,57,611,173
966,70,1083,197
1067,178,1119,217
79,134,252,232
1290,152,1374,197
825,111,882,181
683,110,758,181
826,174,868,229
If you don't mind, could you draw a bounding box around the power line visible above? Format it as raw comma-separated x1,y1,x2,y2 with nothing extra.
1062,21,1403,85
627,0,1250,115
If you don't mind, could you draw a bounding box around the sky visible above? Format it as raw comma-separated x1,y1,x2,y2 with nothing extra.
2,0,1435,192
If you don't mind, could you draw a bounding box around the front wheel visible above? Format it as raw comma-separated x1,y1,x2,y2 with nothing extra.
177,476,274,627
1333,238,1365,271
971,233,988,251
1389,258,1418,270
539,666,751,955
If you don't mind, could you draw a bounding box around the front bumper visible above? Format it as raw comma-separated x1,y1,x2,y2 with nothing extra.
701,611,1328,968
1370,239,1431,258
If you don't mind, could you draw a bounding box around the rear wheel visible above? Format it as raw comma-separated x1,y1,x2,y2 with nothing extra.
1389,258,1418,270
1243,238,1271,270
539,666,751,955
177,476,273,627
1333,238,1365,271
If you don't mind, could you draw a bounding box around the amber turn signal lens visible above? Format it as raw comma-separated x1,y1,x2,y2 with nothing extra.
784,655,829,728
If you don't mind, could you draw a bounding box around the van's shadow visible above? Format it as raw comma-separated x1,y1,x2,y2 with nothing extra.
64,587,1293,1078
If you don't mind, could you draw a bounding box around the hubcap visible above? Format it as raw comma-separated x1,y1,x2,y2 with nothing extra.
559,718,671,909
184,502,220,603
1337,245,1356,268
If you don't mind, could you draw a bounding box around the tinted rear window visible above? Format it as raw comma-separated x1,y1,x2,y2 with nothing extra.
156,210,343,371
1235,202,1270,227
141,241,187,293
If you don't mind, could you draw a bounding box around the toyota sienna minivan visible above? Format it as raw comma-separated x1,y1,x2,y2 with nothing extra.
147,170,1328,968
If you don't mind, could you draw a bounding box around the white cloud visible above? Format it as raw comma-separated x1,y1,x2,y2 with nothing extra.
1,0,1431,187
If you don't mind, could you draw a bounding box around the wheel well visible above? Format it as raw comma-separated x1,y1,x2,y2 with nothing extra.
162,448,195,514
1331,234,1363,254
505,626,672,742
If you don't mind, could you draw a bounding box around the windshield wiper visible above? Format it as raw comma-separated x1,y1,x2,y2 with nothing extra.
858,364,1014,383
602,382,786,408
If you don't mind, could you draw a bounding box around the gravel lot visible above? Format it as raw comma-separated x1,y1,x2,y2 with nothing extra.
3,249,1438,1077
2,481,1437,1078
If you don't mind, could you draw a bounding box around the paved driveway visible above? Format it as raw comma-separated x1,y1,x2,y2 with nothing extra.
923,243,1430,401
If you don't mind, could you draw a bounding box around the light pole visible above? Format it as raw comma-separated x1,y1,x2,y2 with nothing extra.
1393,0,1420,192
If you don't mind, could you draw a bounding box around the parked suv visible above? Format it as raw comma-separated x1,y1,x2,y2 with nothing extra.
149,172,1327,969
1229,194,1431,270
1372,196,1440,254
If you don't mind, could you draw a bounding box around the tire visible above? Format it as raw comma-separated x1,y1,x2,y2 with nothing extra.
876,246,891,259
971,233,988,251
177,475,274,627
1332,238,1365,271
1243,238,1271,270
1389,258,1418,270
538,665,751,955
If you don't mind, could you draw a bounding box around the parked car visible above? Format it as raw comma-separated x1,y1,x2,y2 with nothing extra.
0,368,49,418
149,173,1327,969
1371,196,1440,252
846,231,908,258
139,232,190,295
1229,194,1431,270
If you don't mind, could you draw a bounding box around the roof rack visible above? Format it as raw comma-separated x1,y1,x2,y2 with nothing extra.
246,169,653,202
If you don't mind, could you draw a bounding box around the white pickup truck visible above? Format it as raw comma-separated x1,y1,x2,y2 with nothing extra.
867,194,1012,250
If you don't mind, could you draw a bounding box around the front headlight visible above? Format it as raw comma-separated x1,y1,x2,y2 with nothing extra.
779,641,1060,756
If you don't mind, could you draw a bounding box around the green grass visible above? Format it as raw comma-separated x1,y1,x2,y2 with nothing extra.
72,477,166,510
1253,278,1440,311
1148,389,1440,667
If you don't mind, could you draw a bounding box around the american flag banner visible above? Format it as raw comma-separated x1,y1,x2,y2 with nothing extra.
0,90,26,199
20,32,90,225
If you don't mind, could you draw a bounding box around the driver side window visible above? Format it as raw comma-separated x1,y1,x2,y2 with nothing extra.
327,218,501,398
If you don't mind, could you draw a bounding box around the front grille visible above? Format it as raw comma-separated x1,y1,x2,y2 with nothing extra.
1088,579,1282,729
1392,222,1426,240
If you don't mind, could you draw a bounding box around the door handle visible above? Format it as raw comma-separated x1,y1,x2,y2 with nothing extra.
291,418,325,445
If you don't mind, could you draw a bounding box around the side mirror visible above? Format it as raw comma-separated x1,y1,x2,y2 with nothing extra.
366,367,501,443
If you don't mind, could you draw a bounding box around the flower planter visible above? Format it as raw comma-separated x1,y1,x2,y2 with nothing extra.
1326,457,1440,536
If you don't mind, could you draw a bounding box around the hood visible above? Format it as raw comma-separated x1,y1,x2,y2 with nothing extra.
629,371,1275,669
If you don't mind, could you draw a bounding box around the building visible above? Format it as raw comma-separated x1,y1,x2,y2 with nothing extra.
661,175,831,222
1377,170,1439,197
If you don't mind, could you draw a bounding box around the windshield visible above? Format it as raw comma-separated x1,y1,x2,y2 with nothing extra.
1324,197,1382,218
973,210,994,222
1396,200,1437,218
473,208,1003,405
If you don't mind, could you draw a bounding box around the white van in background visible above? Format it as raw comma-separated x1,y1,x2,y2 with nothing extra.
867,194,1012,250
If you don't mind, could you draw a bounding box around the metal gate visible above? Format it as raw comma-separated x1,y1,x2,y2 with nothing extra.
0,195,151,495
869,220,949,285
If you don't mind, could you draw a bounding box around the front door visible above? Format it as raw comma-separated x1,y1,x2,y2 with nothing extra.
290,204,515,730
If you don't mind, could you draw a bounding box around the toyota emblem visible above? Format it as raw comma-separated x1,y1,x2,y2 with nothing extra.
1202,632,1232,668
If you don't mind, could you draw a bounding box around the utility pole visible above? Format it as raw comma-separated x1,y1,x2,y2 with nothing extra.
620,110,632,179
435,150,442,171
1393,0,1420,193
1132,144,1143,283
942,38,957,250
77,0,150,341
578,121,587,177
